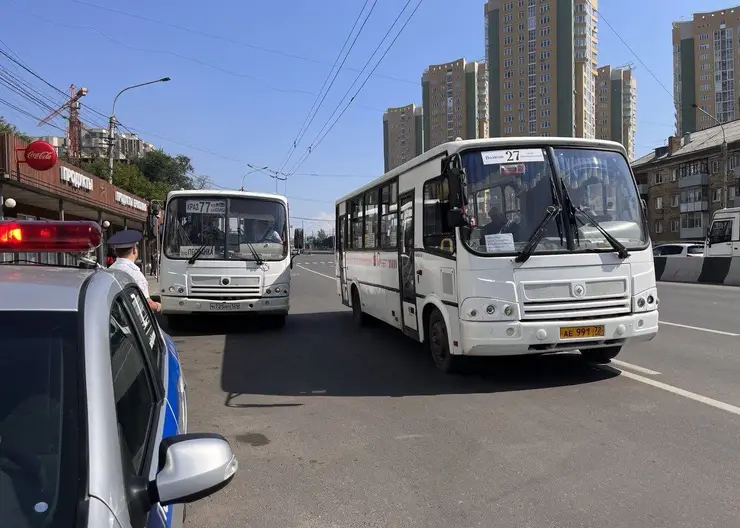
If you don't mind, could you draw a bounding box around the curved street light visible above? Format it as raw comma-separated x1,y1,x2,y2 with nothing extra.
108,77,171,183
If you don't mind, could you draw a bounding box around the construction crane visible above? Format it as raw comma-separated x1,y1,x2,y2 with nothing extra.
615,62,636,71
38,84,88,160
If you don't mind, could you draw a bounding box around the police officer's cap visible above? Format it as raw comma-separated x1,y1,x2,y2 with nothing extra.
107,229,143,249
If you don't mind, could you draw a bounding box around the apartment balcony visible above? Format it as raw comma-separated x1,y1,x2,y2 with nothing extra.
680,200,709,213
678,173,710,188
733,195,740,207
680,225,708,239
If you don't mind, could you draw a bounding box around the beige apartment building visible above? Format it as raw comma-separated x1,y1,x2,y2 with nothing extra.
484,0,598,138
382,104,423,172
421,58,488,150
595,65,637,160
673,6,740,136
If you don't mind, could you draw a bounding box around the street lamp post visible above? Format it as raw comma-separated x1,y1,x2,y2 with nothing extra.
108,77,171,184
240,165,269,191
692,103,729,208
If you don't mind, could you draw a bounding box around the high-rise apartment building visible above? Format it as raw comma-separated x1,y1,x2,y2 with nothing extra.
595,65,637,160
382,104,423,172
484,0,598,139
673,7,739,136
421,58,488,151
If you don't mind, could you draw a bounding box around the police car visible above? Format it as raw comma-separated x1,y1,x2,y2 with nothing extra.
0,220,238,527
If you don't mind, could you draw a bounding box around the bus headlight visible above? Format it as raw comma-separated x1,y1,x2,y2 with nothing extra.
264,283,289,297
461,298,520,322
632,287,658,313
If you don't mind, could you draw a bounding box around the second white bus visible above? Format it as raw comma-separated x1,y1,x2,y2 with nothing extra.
336,137,659,373
159,190,292,329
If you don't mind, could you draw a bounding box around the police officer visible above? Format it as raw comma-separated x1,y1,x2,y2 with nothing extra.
108,229,162,313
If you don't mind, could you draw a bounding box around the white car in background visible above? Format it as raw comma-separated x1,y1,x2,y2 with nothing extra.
653,243,704,258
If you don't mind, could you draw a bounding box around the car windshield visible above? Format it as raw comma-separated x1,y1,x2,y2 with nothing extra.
163,196,288,261
0,311,80,528
460,147,646,255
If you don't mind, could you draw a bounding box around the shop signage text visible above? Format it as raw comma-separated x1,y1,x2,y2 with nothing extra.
115,190,148,212
60,166,94,191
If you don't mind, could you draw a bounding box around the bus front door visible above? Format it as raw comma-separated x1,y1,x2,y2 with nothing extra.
338,212,349,306
397,190,418,337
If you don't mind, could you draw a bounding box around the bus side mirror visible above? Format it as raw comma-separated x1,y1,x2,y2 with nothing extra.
447,209,467,228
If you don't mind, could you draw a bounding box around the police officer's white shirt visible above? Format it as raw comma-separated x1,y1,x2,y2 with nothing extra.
110,257,150,298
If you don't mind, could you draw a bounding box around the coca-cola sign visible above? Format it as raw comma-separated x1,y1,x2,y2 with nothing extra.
24,140,58,171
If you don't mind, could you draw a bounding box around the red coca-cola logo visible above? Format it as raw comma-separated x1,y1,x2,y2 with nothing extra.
24,140,58,171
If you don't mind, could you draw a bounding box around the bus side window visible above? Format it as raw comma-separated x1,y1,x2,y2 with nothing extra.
423,176,455,254
380,182,398,249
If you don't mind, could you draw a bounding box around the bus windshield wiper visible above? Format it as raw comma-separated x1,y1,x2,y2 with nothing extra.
558,179,629,259
572,205,630,259
187,243,209,264
514,205,562,264
244,241,264,266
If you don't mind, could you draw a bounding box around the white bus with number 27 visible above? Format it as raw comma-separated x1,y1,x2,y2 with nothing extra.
160,189,292,329
335,137,658,373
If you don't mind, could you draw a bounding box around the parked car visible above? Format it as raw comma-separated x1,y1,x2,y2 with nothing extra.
653,243,704,258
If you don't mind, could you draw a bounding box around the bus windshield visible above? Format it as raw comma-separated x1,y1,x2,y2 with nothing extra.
163,196,288,261
460,147,646,256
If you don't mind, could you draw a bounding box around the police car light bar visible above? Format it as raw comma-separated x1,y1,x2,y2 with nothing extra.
0,220,103,252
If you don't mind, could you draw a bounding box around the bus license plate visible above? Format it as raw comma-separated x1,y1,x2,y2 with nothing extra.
559,325,605,339
210,303,241,311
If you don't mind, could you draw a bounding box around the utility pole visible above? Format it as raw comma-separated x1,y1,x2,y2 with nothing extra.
693,103,729,208
108,77,171,183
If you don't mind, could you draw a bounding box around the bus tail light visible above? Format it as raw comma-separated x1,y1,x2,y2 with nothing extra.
0,220,102,252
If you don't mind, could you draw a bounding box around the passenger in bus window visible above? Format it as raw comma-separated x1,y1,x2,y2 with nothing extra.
480,204,507,237
251,218,283,244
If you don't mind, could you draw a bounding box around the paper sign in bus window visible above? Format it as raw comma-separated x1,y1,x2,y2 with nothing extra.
485,233,515,252
481,149,545,165
185,200,226,215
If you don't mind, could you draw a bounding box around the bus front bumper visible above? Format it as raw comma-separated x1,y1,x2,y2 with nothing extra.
458,311,659,356
161,295,289,315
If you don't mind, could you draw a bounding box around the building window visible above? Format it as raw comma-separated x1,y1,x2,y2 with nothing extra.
681,212,703,229
712,188,723,202
655,197,663,210
654,221,663,234
671,219,679,232
671,194,679,207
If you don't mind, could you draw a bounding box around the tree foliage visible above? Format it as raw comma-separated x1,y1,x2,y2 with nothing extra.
80,158,170,201
0,117,33,143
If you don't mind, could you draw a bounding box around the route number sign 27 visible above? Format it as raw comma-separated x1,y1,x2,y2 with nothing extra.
481,148,545,165
185,200,226,215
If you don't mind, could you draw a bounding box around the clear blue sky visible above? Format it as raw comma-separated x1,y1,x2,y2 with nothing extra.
0,0,734,232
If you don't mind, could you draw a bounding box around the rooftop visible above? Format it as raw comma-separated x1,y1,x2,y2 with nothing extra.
632,118,740,169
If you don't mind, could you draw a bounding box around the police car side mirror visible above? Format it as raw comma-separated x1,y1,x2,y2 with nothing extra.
149,433,238,507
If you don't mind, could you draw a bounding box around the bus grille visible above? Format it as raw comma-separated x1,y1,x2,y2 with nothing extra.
522,297,630,321
520,277,630,321
189,275,262,300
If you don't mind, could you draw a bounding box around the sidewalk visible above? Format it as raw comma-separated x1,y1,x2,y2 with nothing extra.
147,276,160,295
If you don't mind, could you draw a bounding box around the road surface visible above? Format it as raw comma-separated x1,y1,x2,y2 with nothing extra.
163,257,740,528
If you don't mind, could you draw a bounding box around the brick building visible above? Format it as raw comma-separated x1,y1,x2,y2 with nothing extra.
632,120,740,243
0,133,152,265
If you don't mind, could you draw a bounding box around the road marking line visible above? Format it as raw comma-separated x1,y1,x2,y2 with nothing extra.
610,359,661,376
297,265,335,280
661,320,739,336
601,365,740,417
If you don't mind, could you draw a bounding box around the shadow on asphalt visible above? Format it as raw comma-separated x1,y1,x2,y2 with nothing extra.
211,311,618,398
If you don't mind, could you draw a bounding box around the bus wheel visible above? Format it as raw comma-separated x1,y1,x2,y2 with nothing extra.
351,287,366,327
428,309,462,374
581,346,621,364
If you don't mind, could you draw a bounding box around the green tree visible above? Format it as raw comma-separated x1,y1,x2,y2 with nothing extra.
316,228,327,241
0,117,33,143
136,150,194,190
79,158,169,201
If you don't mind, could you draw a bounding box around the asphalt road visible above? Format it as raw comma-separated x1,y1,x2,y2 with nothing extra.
162,257,740,528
